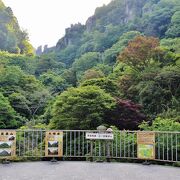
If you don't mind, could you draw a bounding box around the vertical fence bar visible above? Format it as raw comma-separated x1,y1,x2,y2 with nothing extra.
31,130,34,156
82,131,85,156
176,134,178,161
18,131,20,156
66,131,68,156
127,131,130,157
78,131,80,156
163,133,165,160
111,137,113,157
40,130,42,157
171,133,173,161
132,132,134,158
167,133,169,161
74,131,76,156
86,137,89,156
36,131,38,156
23,131,25,156
94,140,96,157
70,131,72,156
120,131,122,157
124,131,126,157
158,133,160,159
116,132,118,157
104,141,106,157
27,130,30,156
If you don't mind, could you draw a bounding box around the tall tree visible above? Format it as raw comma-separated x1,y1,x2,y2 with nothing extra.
0,92,21,128
118,36,160,71
50,86,115,130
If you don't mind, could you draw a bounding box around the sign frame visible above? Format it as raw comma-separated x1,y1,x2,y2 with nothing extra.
45,131,63,157
137,131,155,160
0,130,16,158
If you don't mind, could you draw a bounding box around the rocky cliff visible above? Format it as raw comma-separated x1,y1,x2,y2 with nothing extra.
43,0,178,67
56,23,85,51
55,0,150,52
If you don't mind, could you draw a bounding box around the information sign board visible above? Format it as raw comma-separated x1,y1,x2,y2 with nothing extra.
0,130,16,157
45,131,63,157
86,133,114,140
137,132,155,160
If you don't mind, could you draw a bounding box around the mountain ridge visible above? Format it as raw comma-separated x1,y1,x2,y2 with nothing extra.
0,0,34,55
41,0,179,67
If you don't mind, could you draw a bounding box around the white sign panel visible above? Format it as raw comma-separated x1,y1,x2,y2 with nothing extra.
86,133,114,140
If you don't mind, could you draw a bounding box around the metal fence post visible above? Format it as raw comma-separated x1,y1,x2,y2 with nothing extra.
90,140,93,162
106,140,111,162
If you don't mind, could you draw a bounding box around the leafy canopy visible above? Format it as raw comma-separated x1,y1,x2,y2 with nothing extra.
50,86,116,130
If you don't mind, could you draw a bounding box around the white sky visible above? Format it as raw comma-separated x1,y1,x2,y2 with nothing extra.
3,0,111,48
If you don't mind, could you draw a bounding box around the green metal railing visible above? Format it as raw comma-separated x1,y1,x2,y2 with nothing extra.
1,129,180,163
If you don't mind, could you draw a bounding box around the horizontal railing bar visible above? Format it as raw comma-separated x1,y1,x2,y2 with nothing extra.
154,159,180,163
1,129,179,134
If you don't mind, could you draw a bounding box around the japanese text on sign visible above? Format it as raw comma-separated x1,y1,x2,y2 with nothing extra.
86,133,114,140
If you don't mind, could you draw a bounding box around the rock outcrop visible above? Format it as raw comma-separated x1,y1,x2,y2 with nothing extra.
56,23,85,51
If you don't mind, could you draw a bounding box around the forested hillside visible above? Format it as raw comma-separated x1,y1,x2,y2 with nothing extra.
0,0,180,131
0,0,34,55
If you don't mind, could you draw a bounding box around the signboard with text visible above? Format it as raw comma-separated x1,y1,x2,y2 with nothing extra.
45,131,63,157
0,130,16,157
137,132,155,160
86,133,114,140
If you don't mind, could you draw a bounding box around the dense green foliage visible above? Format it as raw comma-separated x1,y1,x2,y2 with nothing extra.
139,117,180,131
50,86,116,129
81,78,119,96
0,92,21,128
0,65,50,122
0,0,179,130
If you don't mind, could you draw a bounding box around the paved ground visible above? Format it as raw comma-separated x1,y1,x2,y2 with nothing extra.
0,161,179,180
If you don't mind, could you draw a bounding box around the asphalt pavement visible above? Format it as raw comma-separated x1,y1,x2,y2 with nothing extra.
0,161,179,180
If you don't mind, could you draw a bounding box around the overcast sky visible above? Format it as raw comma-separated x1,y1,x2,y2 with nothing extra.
3,0,111,48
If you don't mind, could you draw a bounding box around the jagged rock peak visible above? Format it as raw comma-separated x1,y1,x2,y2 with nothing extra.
56,23,85,50
86,16,96,32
